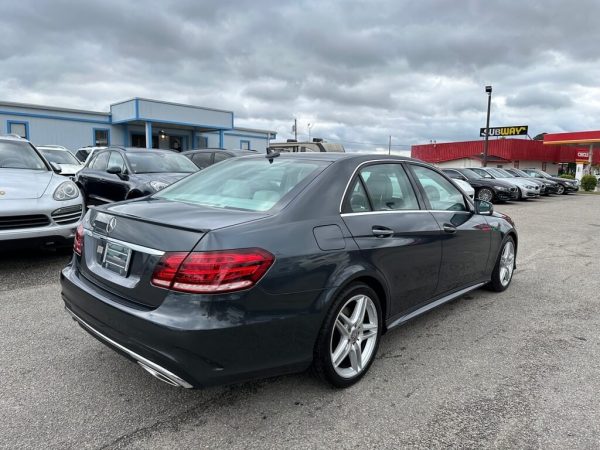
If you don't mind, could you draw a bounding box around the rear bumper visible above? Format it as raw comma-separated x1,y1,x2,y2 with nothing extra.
60,264,325,388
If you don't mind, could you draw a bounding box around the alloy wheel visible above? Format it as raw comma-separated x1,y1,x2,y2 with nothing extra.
499,241,515,287
330,294,379,379
477,188,493,202
557,184,565,195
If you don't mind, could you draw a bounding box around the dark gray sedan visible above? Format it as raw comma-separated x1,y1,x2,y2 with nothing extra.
61,153,517,389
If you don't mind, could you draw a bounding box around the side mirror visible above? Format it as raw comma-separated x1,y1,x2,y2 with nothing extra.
50,162,62,174
106,166,122,175
475,199,494,216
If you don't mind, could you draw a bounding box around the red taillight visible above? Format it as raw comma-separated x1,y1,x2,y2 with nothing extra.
151,248,275,294
74,224,84,255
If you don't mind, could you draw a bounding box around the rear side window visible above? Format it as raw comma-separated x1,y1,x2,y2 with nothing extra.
411,165,467,212
156,158,328,212
357,164,419,211
90,152,109,170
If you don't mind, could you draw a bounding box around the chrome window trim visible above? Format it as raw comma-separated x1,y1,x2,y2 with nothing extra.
338,159,422,214
341,209,472,217
339,159,474,215
84,229,165,256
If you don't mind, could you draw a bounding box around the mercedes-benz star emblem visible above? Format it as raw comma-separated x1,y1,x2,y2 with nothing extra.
106,217,117,234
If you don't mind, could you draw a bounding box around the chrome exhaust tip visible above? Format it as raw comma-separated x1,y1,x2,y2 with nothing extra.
137,362,183,387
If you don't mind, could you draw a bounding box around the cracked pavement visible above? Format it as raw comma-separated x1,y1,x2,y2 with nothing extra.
1,194,599,449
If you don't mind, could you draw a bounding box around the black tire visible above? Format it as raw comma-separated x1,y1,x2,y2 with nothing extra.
477,188,494,203
313,283,382,388
486,236,516,292
556,184,566,195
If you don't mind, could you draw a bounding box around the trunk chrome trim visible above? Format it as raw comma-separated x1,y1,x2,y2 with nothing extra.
64,306,193,389
386,282,486,330
84,229,165,256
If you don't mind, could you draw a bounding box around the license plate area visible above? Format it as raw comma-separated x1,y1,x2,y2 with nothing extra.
98,240,132,276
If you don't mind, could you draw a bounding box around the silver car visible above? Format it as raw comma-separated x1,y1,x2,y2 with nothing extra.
0,135,84,248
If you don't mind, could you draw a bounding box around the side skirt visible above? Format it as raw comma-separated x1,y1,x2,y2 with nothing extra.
386,282,486,331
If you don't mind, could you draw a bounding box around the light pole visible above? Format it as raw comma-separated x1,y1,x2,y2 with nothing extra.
307,123,312,141
483,85,493,167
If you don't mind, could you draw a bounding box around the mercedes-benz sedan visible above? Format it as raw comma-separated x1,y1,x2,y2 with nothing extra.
61,153,517,389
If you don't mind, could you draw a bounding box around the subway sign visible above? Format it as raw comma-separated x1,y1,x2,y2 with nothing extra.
480,126,528,137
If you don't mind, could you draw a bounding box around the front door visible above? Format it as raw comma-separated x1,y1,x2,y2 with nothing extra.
408,164,491,294
341,163,443,317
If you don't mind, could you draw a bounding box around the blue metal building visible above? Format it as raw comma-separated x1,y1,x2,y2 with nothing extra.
0,98,276,152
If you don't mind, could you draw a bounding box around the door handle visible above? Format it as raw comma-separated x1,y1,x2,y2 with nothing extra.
372,226,394,238
442,223,457,234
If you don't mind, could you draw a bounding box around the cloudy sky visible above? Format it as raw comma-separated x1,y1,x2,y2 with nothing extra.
1,0,599,153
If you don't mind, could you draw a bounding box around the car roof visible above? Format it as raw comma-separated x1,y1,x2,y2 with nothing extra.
241,152,418,163
0,134,30,143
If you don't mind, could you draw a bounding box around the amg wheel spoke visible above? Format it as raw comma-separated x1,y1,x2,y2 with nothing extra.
351,296,367,326
332,341,351,368
335,318,350,337
349,343,362,372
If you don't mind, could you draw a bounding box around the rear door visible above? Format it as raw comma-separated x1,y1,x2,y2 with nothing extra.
340,162,442,316
408,164,491,294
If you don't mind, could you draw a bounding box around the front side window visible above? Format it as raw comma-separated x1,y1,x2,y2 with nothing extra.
0,141,46,170
156,158,328,212
126,153,198,174
91,152,109,170
108,152,126,172
359,164,419,211
411,165,468,212
94,129,110,146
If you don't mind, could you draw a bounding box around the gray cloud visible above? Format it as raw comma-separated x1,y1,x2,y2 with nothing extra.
1,0,599,149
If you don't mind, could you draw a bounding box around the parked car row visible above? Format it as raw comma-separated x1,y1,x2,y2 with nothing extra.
442,167,579,203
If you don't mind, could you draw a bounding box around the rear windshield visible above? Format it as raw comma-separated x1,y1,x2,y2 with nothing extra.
0,141,47,170
155,157,328,211
40,149,80,165
127,152,198,174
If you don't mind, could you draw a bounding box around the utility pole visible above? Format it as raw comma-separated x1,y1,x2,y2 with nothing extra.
293,118,297,141
308,123,312,141
388,135,392,155
483,85,493,167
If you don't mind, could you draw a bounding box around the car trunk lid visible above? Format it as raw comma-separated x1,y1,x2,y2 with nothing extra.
78,199,270,308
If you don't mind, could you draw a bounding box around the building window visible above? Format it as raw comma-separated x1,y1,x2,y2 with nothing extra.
7,121,28,139
94,128,110,146
198,137,208,149
240,140,251,150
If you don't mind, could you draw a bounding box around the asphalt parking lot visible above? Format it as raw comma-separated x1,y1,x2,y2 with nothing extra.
1,194,600,449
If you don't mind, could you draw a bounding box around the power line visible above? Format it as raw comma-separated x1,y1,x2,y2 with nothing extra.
291,132,412,148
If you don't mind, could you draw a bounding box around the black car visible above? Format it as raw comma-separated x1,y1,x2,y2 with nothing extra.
522,169,579,194
504,168,558,195
61,154,517,389
182,148,257,170
442,168,518,203
75,147,198,205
